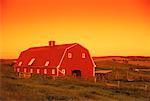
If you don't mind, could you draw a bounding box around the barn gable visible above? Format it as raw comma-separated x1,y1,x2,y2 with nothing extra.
58,44,96,77
59,44,96,68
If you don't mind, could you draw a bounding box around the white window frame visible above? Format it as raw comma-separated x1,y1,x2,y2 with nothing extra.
17,68,20,72
82,53,86,58
52,69,55,74
30,68,33,73
44,69,47,74
24,68,27,73
62,69,65,74
44,61,50,66
28,58,35,66
18,61,22,66
37,69,40,74
68,53,72,58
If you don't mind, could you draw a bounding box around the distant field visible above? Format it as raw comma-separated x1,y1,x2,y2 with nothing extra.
94,56,150,81
0,59,150,101
127,61,150,67
93,56,150,67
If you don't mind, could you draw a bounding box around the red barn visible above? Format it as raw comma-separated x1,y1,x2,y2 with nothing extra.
14,41,96,79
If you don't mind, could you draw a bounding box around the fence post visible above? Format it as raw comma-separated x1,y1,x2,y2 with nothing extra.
94,77,97,83
117,81,120,88
144,85,148,91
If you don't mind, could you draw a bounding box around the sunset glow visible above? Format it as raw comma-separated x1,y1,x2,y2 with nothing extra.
1,0,150,58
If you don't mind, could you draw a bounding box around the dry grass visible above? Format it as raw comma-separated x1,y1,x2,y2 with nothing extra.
0,60,150,101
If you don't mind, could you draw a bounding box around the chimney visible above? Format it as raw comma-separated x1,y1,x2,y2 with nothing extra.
49,41,55,46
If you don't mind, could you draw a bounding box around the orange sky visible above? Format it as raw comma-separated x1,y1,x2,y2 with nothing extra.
1,0,150,59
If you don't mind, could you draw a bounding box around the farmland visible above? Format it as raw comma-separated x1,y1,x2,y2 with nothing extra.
0,58,150,101
94,56,150,67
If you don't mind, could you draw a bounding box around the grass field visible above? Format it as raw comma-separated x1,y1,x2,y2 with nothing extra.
0,59,150,101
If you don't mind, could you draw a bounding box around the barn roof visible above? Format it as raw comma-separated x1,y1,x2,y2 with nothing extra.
15,43,77,68
27,43,75,51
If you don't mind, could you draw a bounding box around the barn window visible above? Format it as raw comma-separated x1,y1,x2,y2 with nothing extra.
24,68,27,73
44,69,47,74
18,61,22,66
68,53,72,58
37,69,40,74
17,68,20,72
28,58,35,66
82,53,86,58
52,69,55,74
44,61,49,66
30,68,33,73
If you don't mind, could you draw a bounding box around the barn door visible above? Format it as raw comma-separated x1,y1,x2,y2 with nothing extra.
72,70,81,78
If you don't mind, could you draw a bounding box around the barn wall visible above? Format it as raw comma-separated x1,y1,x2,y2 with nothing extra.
60,44,94,78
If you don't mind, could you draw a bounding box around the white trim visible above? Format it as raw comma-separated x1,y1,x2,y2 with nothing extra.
44,69,47,74
17,68,20,72
58,69,65,75
90,58,96,67
24,68,27,73
82,53,86,58
37,69,40,74
91,57,96,76
62,69,65,74
87,51,96,67
57,49,67,68
57,44,77,67
52,69,55,74
86,51,96,76
93,66,95,76
56,66,59,76
68,53,72,58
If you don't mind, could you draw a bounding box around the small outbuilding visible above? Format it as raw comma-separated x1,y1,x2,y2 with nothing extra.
95,70,113,80
14,41,96,79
